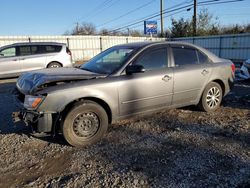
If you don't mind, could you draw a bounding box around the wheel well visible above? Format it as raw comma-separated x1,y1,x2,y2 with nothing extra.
61,97,112,124
47,61,63,68
212,79,225,96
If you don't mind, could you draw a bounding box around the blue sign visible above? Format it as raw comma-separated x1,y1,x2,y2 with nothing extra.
144,21,157,35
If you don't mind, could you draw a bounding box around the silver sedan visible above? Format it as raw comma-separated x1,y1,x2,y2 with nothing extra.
14,42,235,147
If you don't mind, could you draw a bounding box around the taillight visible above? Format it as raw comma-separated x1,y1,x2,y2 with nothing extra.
231,63,235,73
66,47,72,56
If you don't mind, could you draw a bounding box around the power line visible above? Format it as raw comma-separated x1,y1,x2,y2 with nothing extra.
111,3,194,32
109,0,244,33
109,0,192,30
96,0,157,28
117,8,191,33
199,0,244,6
78,0,114,21
80,0,122,22
110,0,194,32
63,0,113,32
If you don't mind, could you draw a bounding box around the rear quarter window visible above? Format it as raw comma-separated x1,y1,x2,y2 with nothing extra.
197,50,211,64
45,45,62,53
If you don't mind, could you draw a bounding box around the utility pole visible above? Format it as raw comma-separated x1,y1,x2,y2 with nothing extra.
193,0,197,36
160,0,164,37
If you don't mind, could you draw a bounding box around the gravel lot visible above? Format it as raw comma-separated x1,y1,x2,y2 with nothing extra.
0,78,249,188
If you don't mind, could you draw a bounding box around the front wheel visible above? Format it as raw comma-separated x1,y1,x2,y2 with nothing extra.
198,82,223,112
62,101,108,147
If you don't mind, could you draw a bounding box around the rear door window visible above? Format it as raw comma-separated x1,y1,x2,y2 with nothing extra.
0,47,16,57
19,46,32,56
172,46,198,66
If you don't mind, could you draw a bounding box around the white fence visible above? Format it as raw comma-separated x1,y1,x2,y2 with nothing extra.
0,36,164,61
174,33,250,62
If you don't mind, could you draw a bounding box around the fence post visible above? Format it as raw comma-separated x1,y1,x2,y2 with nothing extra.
28,37,31,43
99,37,103,52
218,36,222,57
66,37,70,48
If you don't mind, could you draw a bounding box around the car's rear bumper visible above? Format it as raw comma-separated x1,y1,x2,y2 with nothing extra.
224,76,234,96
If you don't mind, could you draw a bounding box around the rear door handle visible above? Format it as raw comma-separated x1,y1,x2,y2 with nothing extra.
162,75,172,82
201,69,209,75
12,59,18,61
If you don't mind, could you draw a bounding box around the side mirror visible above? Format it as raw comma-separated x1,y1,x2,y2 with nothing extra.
0,53,4,57
126,65,145,75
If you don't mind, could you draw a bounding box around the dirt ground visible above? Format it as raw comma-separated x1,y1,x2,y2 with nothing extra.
0,78,249,188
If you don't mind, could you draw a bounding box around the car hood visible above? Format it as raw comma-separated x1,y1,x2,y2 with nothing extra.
16,68,106,95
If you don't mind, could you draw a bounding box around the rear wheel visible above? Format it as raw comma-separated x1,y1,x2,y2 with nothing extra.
62,101,108,147
47,62,62,68
198,82,223,112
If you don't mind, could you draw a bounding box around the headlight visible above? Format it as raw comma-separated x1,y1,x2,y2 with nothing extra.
24,95,45,109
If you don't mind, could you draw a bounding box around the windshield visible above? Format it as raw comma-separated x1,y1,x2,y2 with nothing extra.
80,46,136,74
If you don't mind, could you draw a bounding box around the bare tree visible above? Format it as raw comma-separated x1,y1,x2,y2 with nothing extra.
196,8,219,36
99,28,110,35
72,22,96,35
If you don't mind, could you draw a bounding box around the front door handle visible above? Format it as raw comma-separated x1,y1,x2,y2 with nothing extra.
12,59,18,61
201,69,209,75
162,75,172,82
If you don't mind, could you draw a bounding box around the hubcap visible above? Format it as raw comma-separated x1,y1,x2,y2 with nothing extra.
206,87,221,108
50,64,60,68
73,112,100,138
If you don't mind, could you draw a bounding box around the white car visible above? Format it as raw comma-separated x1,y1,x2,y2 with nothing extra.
0,42,73,78
237,59,250,80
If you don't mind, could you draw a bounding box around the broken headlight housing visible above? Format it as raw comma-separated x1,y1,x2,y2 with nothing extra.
24,95,45,110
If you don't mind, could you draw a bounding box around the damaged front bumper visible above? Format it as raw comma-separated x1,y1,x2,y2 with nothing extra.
12,88,54,133
12,110,53,133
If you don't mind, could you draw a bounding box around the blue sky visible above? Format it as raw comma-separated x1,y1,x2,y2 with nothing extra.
1,0,250,35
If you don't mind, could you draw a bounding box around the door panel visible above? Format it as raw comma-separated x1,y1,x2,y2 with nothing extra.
118,69,174,116
171,45,212,105
173,64,212,104
20,54,46,72
0,57,21,76
0,47,21,76
118,45,173,116
18,46,46,73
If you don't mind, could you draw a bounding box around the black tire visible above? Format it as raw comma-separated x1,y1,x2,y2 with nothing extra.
62,101,108,147
47,62,62,68
198,82,223,112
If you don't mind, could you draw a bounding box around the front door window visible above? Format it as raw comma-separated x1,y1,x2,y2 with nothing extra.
0,47,16,57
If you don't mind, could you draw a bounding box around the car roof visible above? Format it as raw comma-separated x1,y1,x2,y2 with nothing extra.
0,42,65,49
115,41,201,48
